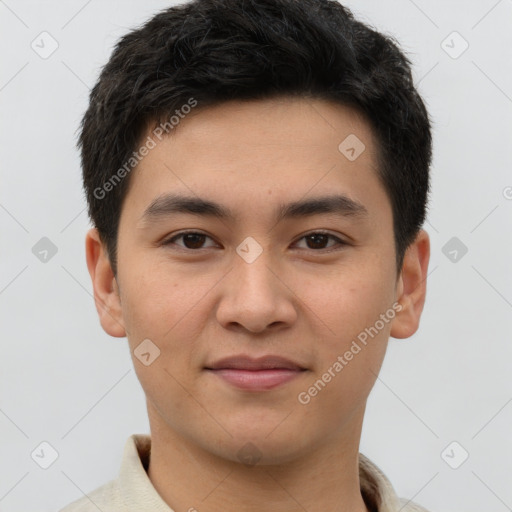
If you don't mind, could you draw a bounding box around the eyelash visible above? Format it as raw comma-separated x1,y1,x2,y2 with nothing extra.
161,230,347,253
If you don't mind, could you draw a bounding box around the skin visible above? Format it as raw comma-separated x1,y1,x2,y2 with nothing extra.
86,97,430,512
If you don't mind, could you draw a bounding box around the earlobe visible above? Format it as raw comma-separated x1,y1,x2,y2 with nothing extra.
390,229,430,340
85,228,126,338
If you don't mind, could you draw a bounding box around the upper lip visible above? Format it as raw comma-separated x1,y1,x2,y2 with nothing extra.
205,355,306,371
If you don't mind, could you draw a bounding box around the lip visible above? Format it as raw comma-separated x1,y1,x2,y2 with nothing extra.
205,355,307,391
206,355,305,371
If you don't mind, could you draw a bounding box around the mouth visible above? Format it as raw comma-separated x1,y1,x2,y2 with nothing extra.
204,355,307,391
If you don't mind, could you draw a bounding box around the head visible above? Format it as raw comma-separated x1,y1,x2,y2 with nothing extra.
83,0,431,464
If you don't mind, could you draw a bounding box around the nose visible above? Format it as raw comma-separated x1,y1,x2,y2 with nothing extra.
215,246,298,334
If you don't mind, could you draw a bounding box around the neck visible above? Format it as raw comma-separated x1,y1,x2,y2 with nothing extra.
146,403,370,512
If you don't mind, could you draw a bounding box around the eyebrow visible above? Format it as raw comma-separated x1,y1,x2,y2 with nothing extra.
139,193,369,226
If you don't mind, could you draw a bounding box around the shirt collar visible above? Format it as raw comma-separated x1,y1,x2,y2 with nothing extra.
118,434,402,512
118,434,174,511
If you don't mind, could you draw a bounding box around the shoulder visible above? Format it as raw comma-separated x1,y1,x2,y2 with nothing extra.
398,498,432,511
359,453,432,512
57,478,120,512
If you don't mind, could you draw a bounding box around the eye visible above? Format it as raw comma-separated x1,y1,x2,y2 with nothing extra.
292,231,346,251
162,231,217,250
162,230,346,252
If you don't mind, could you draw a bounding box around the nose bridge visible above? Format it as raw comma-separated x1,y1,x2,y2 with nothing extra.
215,235,296,332
232,235,280,301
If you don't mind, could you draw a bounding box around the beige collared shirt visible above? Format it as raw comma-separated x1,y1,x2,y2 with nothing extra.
59,434,430,512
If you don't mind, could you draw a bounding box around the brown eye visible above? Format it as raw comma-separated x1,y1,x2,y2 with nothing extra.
162,231,346,253
294,232,345,251
304,233,330,249
180,233,207,249
163,231,216,250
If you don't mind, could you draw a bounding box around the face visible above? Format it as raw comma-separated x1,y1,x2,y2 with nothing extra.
87,97,429,464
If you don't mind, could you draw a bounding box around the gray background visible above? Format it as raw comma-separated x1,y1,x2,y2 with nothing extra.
1,1,511,511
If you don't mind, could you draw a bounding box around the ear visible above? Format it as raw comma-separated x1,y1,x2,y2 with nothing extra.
390,229,430,339
85,228,126,338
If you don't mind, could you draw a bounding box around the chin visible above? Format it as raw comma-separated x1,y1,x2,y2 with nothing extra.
204,425,310,466
218,439,306,467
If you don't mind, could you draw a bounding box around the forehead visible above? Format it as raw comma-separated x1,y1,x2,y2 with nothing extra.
120,97,389,226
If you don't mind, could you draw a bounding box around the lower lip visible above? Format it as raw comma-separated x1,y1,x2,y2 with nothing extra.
207,368,303,390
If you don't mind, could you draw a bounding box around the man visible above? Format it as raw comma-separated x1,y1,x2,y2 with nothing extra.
61,0,432,510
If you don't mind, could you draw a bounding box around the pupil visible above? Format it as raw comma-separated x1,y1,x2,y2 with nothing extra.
184,233,205,249
307,234,327,249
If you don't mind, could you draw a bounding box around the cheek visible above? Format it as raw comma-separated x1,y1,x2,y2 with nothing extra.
300,267,395,345
119,271,205,413
120,261,197,337
119,263,216,381
297,280,392,426
296,259,395,404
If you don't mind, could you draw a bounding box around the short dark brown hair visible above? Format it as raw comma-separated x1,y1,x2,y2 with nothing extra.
79,0,432,276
